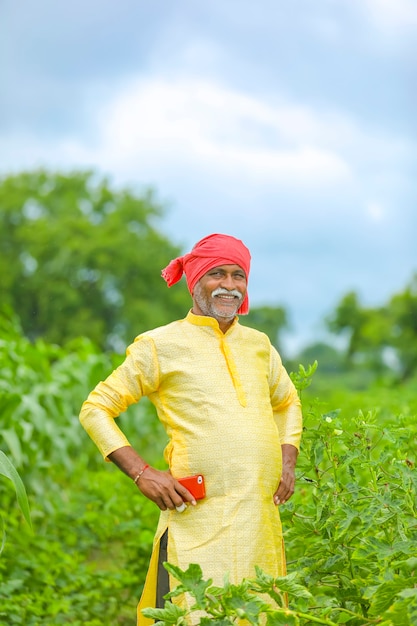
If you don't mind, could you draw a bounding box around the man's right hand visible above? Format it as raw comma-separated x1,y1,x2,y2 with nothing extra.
108,446,196,511
138,467,197,511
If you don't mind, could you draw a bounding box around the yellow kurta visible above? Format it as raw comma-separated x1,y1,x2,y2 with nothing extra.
79,311,302,624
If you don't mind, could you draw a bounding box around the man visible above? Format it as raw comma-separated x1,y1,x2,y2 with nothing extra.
79,233,302,625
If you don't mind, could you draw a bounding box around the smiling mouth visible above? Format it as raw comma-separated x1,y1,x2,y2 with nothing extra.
212,297,241,312
214,294,239,302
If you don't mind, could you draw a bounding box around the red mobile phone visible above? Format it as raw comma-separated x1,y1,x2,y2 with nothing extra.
178,474,206,500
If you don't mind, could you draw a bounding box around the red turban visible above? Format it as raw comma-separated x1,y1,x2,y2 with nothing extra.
161,233,251,314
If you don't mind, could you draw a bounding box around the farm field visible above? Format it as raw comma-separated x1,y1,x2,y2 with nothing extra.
1,314,416,625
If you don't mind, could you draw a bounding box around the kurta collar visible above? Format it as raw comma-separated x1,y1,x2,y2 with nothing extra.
185,310,239,334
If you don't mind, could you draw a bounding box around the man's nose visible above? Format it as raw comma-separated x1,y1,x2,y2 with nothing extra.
220,274,235,289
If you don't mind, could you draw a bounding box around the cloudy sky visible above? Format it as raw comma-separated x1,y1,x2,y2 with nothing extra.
1,0,415,352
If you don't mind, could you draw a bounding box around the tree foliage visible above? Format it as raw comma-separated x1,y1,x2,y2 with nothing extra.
327,275,417,380
389,274,417,379
241,305,288,350
0,169,190,349
0,169,292,352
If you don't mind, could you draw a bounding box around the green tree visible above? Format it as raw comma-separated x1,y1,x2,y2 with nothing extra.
241,305,288,350
327,291,393,370
388,273,417,380
327,292,368,360
327,278,417,380
0,170,190,349
297,342,345,374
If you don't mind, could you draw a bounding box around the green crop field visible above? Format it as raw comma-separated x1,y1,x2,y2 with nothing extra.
1,312,416,626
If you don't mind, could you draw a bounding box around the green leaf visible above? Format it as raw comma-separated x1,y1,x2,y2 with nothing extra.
365,578,416,616
380,593,417,626
141,600,187,625
321,553,346,573
0,450,32,529
164,562,212,608
391,556,417,574
398,587,417,601
222,591,268,625
290,361,318,392
1,429,24,467
266,609,299,626
0,516,6,556
253,568,312,602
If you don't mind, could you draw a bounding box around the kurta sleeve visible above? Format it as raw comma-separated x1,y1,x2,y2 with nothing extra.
79,335,160,459
269,346,303,450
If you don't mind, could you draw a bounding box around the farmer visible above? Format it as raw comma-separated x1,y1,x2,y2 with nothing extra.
79,233,303,625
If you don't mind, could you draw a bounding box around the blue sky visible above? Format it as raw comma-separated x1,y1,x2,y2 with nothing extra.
1,0,415,352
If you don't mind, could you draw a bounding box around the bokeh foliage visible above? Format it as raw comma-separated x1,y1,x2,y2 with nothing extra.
1,167,417,624
327,275,417,380
0,169,290,353
0,169,190,350
1,313,416,625
0,307,163,625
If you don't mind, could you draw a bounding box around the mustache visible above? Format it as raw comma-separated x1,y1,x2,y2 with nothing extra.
211,287,243,300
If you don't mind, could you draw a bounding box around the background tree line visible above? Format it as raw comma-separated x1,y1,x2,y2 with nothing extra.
1,169,416,382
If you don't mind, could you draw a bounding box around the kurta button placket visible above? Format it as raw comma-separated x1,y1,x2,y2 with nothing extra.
218,334,247,407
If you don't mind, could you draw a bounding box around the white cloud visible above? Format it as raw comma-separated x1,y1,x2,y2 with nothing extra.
2,74,408,214
362,0,417,30
93,77,353,186
345,0,417,45
1,74,410,222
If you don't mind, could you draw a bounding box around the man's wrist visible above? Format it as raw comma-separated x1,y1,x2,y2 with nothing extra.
281,443,298,468
133,464,150,484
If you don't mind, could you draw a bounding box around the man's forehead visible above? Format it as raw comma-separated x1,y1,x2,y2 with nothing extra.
206,264,246,275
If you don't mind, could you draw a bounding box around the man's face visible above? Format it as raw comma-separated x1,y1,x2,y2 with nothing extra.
192,264,247,324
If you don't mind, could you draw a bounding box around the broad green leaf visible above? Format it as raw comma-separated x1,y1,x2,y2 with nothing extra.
365,578,415,616
380,594,417,626
164,562,212,607
266,609,299,626
393,557,417,574
321,553,346,573
224,597,265,624
398,587,417,601
1,429,23,467
141,600,187,625
253,568,312,601
0,450,32,529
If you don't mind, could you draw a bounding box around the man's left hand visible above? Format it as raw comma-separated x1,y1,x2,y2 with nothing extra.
273,443,298,505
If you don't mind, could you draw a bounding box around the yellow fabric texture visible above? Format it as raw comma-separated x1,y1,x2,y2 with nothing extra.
79,311,302,625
